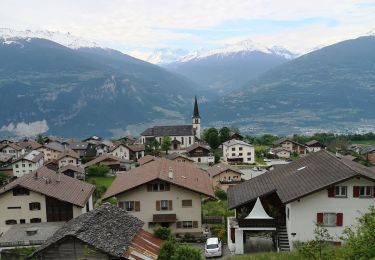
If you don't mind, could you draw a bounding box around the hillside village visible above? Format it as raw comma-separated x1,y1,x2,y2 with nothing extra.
0,97,374,259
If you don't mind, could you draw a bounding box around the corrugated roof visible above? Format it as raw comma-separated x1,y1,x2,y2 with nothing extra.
228,150,375,209
0,167,94,207
103,158,215,199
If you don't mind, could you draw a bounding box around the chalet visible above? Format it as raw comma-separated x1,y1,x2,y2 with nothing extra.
227,150,375,254
58,165,85,180
165,153,194,164
305,140,326,152
30,203,164,260
223,140,255,164
36,142,65,161
11,150,44,178
127,144,145,162
207,163,243,191
361,146,375,165
273,138,307,155
140,97,201,149
110,143,130,160
270,147,291,159
56,150,80,168
103,159,215,235
68,142,97,159
0,167,94,235
0,143,25,159
185,143,214,165
84,154,123,173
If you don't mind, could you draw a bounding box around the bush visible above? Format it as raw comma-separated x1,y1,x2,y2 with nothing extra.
170,244,202,260
210,225,226,241
158,240,176,260
214,189,227,200
154,226,172,240
86,165,110,177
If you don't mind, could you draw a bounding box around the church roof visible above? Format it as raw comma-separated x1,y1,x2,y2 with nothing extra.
193,96,200,118
141,125,195,137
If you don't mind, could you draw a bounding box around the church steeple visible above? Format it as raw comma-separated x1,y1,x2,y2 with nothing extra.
192,96,201,139
193,96,200,118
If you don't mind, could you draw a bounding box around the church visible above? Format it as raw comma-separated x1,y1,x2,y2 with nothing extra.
140,97,201,150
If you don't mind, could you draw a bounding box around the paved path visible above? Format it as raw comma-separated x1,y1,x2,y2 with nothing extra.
188,243,233,259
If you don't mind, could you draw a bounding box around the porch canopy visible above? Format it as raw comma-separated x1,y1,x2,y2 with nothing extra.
238,197,276,228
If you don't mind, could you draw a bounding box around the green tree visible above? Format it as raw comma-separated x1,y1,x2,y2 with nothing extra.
0,173,9,187
161,135,172,155
341,206,375,259
170,244,202,260
153,226,172,240
86,165,110,177
35,134,44,145
219,127,231,144
202,128,218,142
158,240,176,260
152,139,161,156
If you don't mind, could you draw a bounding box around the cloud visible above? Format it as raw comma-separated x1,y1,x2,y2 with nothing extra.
0,120,49,137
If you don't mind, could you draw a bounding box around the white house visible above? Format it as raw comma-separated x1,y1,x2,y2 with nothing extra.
56,150,80,168
139,97,201,150
222,140,255,164
305,140,326,153
0,143,25,159
110,144,129,160
227,150,375,254
11,150,44,178
185,143,214,165
270,147,291,159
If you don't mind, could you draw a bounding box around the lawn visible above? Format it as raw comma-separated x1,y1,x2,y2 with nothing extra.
348,140,375,146
227,251,302,260
87,175,115,188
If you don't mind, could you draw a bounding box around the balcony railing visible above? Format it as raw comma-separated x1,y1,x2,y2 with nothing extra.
237,218,276,228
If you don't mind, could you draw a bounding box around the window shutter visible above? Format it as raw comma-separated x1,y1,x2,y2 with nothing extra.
336,213,343,226
165,183,170,191
169,200,173,210
230,227,236,243
177,221,182,228
317,213,323,224
193,221,198,228
156,201,160,211
353,186,360,197
135,201,140,212
327,187,335,197
147,184,152,191
118,201,124,209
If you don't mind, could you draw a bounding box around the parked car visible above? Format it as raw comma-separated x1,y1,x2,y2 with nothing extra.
204,237,222,258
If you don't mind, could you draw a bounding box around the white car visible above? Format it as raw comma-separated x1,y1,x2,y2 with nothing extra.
204,237,222,258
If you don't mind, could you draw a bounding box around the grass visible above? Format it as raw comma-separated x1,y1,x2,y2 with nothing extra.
227,251,302,260
348,140,375,145
87,175,115,188
202,199,234,217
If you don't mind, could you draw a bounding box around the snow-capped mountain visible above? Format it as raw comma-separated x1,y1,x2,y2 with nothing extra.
143,48,190,64
177,39,299,63
0,28,99,49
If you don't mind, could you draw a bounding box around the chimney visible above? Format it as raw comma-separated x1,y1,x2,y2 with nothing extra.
56,171,61,182
168,167,173,179
34,171,38,179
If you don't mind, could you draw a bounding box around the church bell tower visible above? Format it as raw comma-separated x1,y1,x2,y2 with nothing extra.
192,96,201,139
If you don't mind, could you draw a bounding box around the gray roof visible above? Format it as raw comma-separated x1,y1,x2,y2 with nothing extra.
273,138,306,147
69,142,89,150
43,142,65,153
222,139,253,147
228,150,375,209
361,145,375,155
30,203,144,258
141,125,194,137
0,222,65,247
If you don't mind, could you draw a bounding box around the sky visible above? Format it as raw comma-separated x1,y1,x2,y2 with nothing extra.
1,0,375,59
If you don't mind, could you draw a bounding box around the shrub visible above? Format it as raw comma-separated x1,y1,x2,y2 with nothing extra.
170,244,202,260
210,225,226,241
214,189,227,200
153,226,172,240
158,240,176,260
86,165,110,177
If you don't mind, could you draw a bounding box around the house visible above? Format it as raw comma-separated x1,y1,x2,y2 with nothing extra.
103,158,215,235
56,150,80,168
68,142,97,159
222,140,255,164
270,147,291,159
58,165,85,180
11,150,44,178
305,140,326,153
0,153,13,174
110,143,130,160
140,97,201,149
361,146,375,165
84,154,123,173
207,163,243,191
127,144,145,162
30,203,164,260
0,167,94,235
347,144,363,154
0,222,65,253
273,138,307,155
0,143,25,159
227,150,375,254
230,132,244,141
36,142,65,162
185,143,214,165
165,153,194,164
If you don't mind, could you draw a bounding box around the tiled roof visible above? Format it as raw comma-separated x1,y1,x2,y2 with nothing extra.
84,154,121,168
185,143,211,153
12,150,44,163
207,162,243,177
273,138,306,147
126,144,145,152
56,150,80,161
0,167,94,207
0,143,23,151
138,155,159,166
30,203,147,258
228,150,375,209
305,140,325,147
42,142,65,153
103,158,215,199
58,165,85,174
17,139,42,150
165,153,193,162
141,125,194,137
222,139,253,147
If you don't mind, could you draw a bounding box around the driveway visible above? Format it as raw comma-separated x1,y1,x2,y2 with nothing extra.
188,242,233,259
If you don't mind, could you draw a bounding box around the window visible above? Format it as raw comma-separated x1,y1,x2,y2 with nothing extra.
15,164,19,168
198,158,201,163
125,201,134,211
182,221,193,229
29,202,41,211
30,218,41,223
13,188,30,196
20,219,25,224
7,206,21,209
182,200,192,207
360,186,373,197
323,213,337,226
22,164,25,168
287,208,290,220
161,200,169,210
247,158,252,161
239,153,243,156
232,153,235,156
239,147,243,151
189,137,192,145
334,186,347,197
149,182,170,192
232,147,235,151
247,152,251,155
148,222,157,229
29,163,32,167
5,219,17,225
